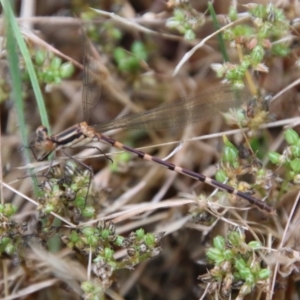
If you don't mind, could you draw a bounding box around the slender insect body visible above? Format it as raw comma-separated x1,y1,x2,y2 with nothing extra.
33,113,275,214
45,126,276,215
117,144,275,213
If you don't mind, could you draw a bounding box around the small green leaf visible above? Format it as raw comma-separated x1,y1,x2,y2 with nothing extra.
50,56,62,70
4,243,15,255
87,235,98,246
74,196,86,209
284,129,299,145
60,62,75,78
43,204,54,214
213,236,225,250
228,6,238,21
174,8,185,20
234,258,247,271
250,4,267,19
206,248,224,263
81,281,95,293
272,44,290,57
131,41,147,61
184,29,196,40
290,158,300,173
258,268,271,279
290,146,300,157
82,206,95,218
136,228,145,239
250,45,265,64
34,50,46,65
114,236,125,247
268,151,281,164
228,231,243,246
248,241,262,250
223,249,233,260
2,203,17,217
113,47,127,63
82,226,96,236
215,169,228,183
144,233,155,246
104,247,114,259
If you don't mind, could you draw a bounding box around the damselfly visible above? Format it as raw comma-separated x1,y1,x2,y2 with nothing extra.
33,37,275,214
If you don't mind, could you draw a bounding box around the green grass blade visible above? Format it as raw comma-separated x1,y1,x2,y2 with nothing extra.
1,0,50,131
4,14,39,193
208,2,229,62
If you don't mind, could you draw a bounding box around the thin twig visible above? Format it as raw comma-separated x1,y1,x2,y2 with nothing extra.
173,16,250,76
269,190,300,299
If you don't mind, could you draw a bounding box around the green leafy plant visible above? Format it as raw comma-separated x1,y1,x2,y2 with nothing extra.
114,40,148,73
166,2,205,40
211,3,290,89
201,230,270,298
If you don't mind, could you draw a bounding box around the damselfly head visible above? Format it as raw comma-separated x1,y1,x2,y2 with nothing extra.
34,126,55,161
35,126,48,143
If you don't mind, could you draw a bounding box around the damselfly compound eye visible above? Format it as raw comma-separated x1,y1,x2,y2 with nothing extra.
34,126,54,160
35,126,49,145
